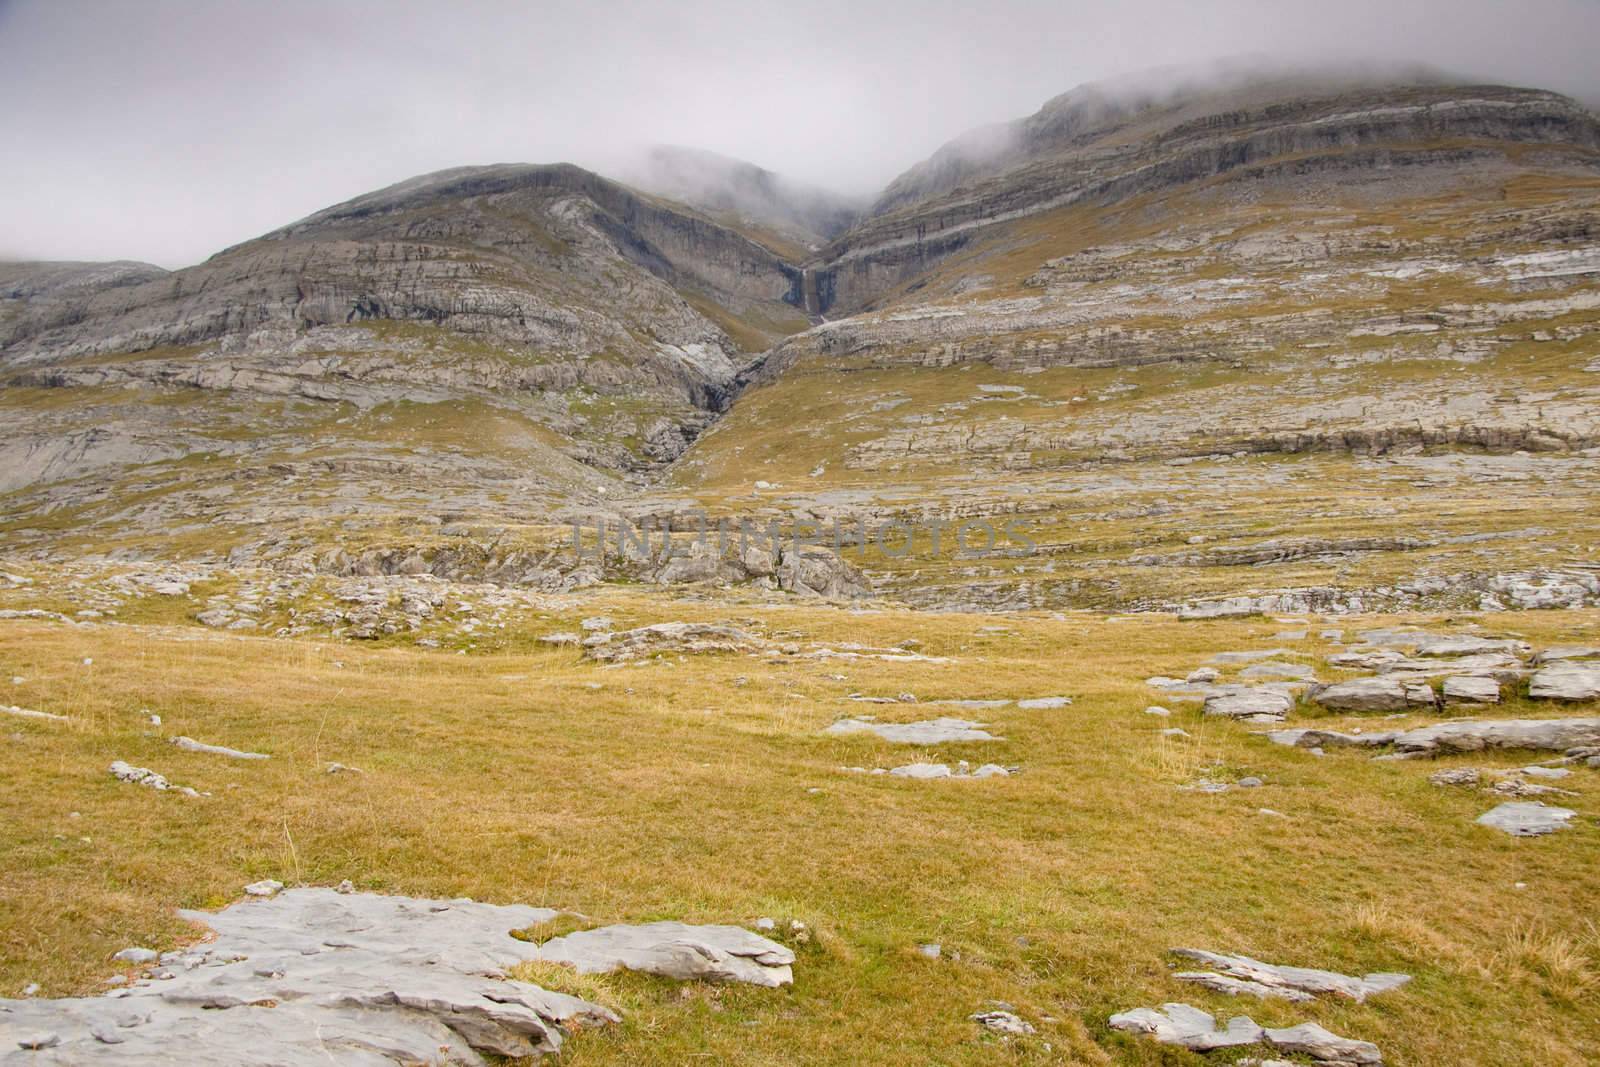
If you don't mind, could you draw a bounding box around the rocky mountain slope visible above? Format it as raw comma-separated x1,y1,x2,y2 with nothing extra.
3,67,1600,614
666,70,1600,613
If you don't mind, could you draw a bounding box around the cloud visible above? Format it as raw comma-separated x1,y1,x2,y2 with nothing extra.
2,0,1597,267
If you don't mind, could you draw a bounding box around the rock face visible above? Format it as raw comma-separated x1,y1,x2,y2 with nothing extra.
808,69,1600,317
0,889,791,1064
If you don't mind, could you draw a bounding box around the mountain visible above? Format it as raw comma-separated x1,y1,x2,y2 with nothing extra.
0,162,824,576
3,66,1600,612
669,68,1600,612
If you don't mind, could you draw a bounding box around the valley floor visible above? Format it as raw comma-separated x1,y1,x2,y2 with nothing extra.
2,587,1597,1064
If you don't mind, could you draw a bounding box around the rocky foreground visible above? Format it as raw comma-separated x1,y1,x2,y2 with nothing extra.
1,589,1597,1063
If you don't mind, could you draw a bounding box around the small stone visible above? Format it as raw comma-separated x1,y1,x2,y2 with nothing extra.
244,879,284,897
112,947,158,964
1162,727,1191,738
21,982,40,996
971,1010,1035,1035
1429,768,1481,787
1017,696,1071,709
335,880,355,894
1186,668,1220,684
1145,705,1171,716
917,943,942,959
1236,776,1264,788
16,1032,60,1051
754,917,776,932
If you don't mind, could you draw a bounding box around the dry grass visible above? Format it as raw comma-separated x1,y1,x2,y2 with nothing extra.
1,598,1598,1064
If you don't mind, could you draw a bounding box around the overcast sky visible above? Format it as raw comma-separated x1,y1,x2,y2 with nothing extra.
3,0,1599,268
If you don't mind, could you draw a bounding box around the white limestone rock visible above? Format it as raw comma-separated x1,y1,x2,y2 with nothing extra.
1170,949,1410,1002
1310,677,1408,712
1528,663,1600,701
535,921,794,987
825,717,1002,744
1477,801,1577,836
1203,690,1292,722
1441,676,1501,704
171,736,269,760
0,889,795,1063
1393,718,1600,755
1108,1003,1264,1051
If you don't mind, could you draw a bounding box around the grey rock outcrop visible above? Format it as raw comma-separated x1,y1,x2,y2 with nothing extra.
535,922,794,988
1476,801,1577,836
1203,689,1293,721
0,889,793,1064
1170,949,1410,1003
1309,677,1410,712
1528,663,1600,701
581,622,764,662
825,717,1002,744
1392,718,1600,755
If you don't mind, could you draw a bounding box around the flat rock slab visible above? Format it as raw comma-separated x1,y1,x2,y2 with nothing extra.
0,889,792,1064
1,705,67,722
1016,696,1072,709
581,622,764,662
1528,663,1600,701
1393,718,1600,755
1477,801,1577,836
887,763,1011,779
1264,728,1397,750
1412,635,1530,657
1442,676,1501,704
1109,1004,1381,1064
1310,677,1411,712
1209,649,1298,664
1170,949,1410,1003
1109,1003,1264,1051
1534,646,1600,664
171,736,269,760
825,717,1002,744
1238,662,1318,681
536,922,794,988
1203,690,1292,721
